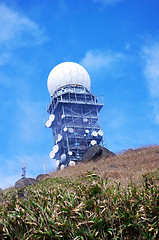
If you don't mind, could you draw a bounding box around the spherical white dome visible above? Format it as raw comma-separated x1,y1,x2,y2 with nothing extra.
47,62,91,96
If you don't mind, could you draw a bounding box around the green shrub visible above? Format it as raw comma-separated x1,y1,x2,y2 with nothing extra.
0,172,158,239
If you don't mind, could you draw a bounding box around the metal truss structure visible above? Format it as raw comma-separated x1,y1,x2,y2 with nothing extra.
47,84,104,167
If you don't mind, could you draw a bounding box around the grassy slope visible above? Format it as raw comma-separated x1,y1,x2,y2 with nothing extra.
50,145,159,186
0,146,159,239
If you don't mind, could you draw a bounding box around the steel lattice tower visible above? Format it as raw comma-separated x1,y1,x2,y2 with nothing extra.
46,62,104,169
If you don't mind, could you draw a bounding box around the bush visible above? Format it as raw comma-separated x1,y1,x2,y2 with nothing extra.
0,172,158,239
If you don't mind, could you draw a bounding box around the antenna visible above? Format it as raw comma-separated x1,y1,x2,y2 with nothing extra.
91,140,97,145
85,129,89,134
57,134,62,142
49,114,55,122
63,127,67,132
61,153,66,161
68,128,74,133
50,150,55,159
91,131,98,137
45,119,52,128
98,129,104,136
22,163,26,178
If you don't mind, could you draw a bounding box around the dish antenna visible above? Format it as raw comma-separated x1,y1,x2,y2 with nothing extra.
53,144,59,153
68,151,73,156
61,153,66,161
49,114,55,122
56,160,60,167
49,150,55,159
98,129,104,136
60,164,65,170
91,140,97,145
83,118,88,122
68,128,74,133
85,129,89,134
61,114,65,119
45,119,52,128
91,131,98,137
69,161,75,167
57,134,62,142
63,127,67,132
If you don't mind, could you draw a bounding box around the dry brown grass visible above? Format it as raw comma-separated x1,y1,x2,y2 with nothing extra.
50,145,159,186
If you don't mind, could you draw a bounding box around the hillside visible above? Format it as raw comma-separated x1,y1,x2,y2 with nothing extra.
0,146,158,239
50,145,159,186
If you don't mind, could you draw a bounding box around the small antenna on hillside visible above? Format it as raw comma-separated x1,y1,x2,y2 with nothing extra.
22,163,26,178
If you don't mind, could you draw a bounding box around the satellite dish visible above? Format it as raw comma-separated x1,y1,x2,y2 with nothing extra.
69,161,75,167
49,150,55,159
49,114,55,122
63,127,67,132
76,153,80,159
68,151,73,156
61,153,66,161
56,160,60,166
91,140,97,145
57,134,62,142
61,114,65,119
68,128,74,133
45,119,52,128
91,131,98,137
83,118,88,122
60,164,65,170
98,129,104,136
85,129,89,134
53,144,59,153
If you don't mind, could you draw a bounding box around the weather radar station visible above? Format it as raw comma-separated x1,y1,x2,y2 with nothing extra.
46,62,104,169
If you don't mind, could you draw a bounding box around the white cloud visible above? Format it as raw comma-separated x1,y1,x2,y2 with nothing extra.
80,49,125,72
141,41,159,124
93,0,123,6
0,4,47,48
142,43,159,99
0,3,47,69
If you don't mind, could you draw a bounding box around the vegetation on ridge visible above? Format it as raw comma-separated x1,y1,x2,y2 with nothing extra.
0,146,158,239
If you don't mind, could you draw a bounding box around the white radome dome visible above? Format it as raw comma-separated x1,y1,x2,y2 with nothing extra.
47,62,91,96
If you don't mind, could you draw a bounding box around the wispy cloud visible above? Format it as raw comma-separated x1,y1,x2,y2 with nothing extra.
0,3,47,49
141,42,159,99
80,49,125,72
141,41,159,124
93,0,123,6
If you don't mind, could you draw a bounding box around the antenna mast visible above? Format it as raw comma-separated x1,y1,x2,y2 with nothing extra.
22,164,26,178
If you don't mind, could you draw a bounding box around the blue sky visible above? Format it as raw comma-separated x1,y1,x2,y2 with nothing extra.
0,0,159,189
